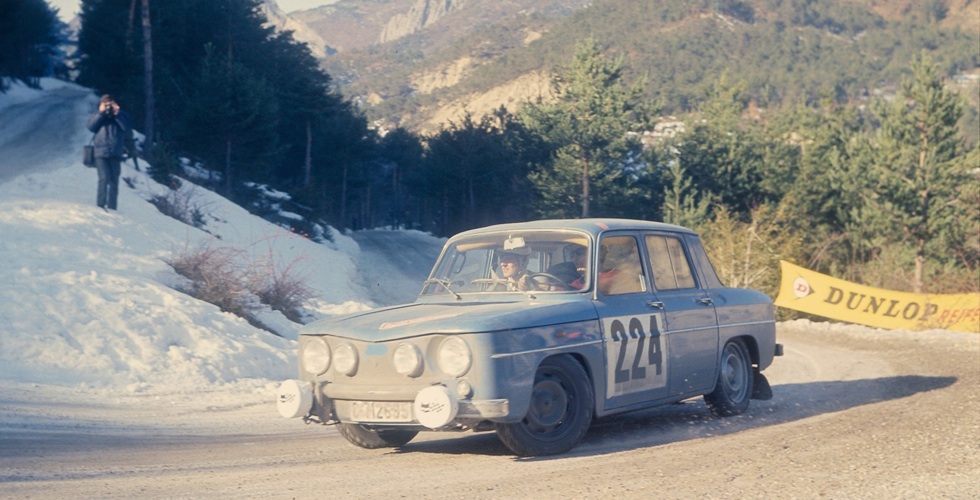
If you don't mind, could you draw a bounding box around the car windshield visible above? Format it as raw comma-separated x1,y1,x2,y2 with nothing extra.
421,229,592,296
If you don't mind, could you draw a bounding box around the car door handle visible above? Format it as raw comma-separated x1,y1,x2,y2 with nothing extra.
697,297,714,306
647,301,664,310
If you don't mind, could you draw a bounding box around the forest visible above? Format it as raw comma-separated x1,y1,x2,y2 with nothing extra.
1,0,977,300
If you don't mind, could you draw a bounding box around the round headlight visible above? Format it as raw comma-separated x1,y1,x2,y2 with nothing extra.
437,336,472,377
393,343,423,377
301,338,331,375
333,343,358,376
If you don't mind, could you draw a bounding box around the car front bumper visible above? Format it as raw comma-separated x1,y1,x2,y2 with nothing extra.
277,379,509,429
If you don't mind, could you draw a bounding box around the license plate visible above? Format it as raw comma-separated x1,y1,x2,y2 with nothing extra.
349,401,413,423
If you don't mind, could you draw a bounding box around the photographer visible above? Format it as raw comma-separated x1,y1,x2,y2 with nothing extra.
85,94,132,211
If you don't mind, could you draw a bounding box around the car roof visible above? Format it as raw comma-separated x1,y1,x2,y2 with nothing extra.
450,219,697,240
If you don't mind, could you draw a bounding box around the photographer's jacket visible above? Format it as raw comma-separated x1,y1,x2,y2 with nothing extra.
86,110,131,159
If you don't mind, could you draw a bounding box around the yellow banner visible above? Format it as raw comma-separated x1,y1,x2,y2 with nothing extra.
775,261,980,333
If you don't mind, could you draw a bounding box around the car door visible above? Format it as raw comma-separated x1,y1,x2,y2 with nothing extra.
643,233,720,398
593,232,670,411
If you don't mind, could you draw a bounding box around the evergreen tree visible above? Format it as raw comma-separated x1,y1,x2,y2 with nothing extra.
308,108,374,228
424,112,533,234
263,31,342,189
77,0,374,223
768,101,872,276
175,47,278,193
867,55,971,293
377,127,425,229
673,74,776,220
521,39,650,218
77,0,141,105
0,0,61,91
662,157,711,229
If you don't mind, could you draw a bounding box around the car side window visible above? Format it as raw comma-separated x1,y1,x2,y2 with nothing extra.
645,235,696,290
598,235,646,295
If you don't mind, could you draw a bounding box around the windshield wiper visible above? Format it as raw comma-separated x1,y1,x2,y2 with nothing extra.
423,278,462,300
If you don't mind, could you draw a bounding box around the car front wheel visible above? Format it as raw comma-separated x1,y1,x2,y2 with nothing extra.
704,338,753,416
338,423,418,449
495,355,594,456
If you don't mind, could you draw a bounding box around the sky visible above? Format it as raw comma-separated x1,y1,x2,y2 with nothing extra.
47,0,79,22
46,0,341,22
0,79,436,422
276,0,341,13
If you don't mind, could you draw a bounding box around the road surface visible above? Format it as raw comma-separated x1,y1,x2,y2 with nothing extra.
351,229,445,306
0,83,94,182
1,321,976,498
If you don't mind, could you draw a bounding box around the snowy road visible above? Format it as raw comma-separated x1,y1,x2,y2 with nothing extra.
1,323,977,498
351,229,445,306
0,84,94,182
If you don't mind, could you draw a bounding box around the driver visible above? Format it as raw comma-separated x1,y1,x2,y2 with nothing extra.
498,248,536,291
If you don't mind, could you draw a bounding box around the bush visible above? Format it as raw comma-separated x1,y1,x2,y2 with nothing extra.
698,203,805,298
145,141,183,189
249,257,315,323
165,242,316,331
149,188,208,230
165,243,254,319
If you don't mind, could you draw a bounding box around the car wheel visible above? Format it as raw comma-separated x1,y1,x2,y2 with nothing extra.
338,423,418,449
704,338,753,417
495,355,594,456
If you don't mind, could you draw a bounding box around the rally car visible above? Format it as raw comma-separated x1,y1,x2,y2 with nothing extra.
277,219,781,456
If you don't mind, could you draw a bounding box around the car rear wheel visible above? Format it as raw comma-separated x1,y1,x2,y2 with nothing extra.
338,423,418,449
704,338,753,417
495,355,594,456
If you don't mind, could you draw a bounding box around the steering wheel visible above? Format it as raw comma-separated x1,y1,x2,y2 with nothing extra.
529,272,570,290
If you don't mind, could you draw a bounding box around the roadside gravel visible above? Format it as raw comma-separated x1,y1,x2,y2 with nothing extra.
1,320,977,499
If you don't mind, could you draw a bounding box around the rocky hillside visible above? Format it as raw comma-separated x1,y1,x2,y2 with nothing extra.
290,0,588,52
379,0,467,44
283,0,979,133
260,0,332,58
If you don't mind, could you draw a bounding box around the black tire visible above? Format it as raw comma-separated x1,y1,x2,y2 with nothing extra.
704,338,754,417
495,355,594,457
338,423,418,449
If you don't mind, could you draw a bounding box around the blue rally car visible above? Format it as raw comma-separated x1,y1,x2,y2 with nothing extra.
277,219,782,456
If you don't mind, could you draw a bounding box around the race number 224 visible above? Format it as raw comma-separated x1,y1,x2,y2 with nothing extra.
604,314,666,395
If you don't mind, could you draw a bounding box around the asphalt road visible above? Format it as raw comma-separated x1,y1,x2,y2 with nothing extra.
1,323,976,499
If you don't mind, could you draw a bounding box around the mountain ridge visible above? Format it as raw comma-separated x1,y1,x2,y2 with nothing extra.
280,0,979,132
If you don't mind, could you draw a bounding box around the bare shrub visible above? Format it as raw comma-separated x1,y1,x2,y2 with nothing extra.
165,243,254,319
165,241,317,329
249,256,315,323
699,203,805,296
149,188,208,229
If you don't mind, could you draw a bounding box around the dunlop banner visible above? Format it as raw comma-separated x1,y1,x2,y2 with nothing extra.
775,261,980,333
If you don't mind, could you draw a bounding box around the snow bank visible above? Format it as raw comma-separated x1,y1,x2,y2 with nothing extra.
0,79,374,395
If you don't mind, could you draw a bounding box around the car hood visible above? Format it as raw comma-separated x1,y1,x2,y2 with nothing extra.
300,300,599,342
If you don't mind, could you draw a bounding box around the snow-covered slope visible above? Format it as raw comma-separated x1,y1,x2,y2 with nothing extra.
0,79,390,398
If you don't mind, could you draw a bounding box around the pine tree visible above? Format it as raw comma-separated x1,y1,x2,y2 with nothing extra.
78,0,374,217
175,47,278,192
867,55,969,293
521,38,650,218
0,0,60,91
674,74,774,220
422,112,529,233
662,158,711,229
